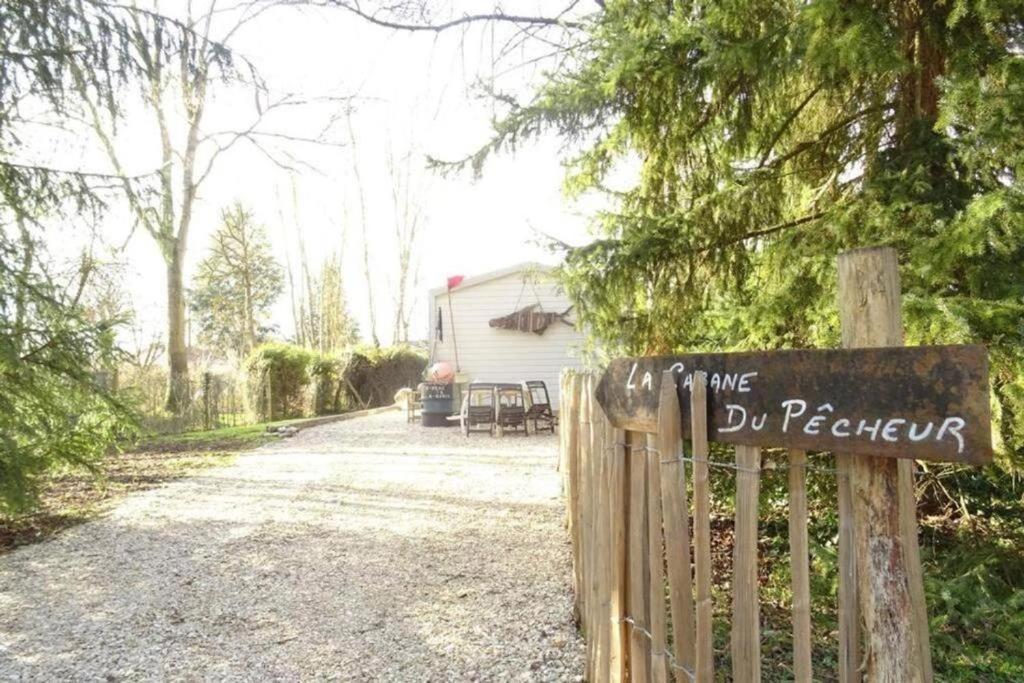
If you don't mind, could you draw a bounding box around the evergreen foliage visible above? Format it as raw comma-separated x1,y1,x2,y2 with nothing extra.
472,0,1024,464
191,203,284,358
246,342,427,419
0,234,136,513
1,0,230,220
246,342,316,420
1,1,228,511
339,344,427,408
461,3,1024,674
308,252,360,353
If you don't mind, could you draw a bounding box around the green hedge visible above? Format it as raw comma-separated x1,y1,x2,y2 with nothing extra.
246,343,317,421
342,344,427,408
309,355,347,416
247,343,427,420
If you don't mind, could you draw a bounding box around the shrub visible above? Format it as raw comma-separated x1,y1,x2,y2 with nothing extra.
245,343,427,419
246,343,316,420
341,344,427,409
310,354,348,415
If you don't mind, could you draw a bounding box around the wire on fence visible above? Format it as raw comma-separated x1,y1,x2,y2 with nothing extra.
604,442,845,477
620,615,696,681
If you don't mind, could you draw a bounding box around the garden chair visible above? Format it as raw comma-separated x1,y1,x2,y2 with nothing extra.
523,380,556,434
461,382,496,436
495,383,528,436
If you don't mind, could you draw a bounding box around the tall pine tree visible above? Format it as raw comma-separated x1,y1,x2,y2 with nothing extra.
0,1,229,511
191,203,284,359
468,0,1024,461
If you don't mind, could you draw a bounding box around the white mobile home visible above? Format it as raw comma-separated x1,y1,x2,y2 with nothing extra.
426,262,585,405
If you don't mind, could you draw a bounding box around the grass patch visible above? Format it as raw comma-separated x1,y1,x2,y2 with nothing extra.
0,420,298,554
134,421,291,451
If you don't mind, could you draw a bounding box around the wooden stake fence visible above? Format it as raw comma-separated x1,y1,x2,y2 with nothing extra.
557,247,992,681
561,368,935,681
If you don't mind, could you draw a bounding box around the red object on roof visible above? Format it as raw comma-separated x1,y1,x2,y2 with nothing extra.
446,275,465,290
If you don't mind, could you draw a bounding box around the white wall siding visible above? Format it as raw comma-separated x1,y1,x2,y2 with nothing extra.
427,269,585,405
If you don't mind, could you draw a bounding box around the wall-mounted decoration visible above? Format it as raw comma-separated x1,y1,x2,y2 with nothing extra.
488,304,574,335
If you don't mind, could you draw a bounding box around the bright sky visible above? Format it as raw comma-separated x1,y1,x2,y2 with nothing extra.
60,1,598,349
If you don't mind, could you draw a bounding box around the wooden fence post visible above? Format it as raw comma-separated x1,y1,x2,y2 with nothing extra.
837,246,930,682
264,368,273,421
646,426,669,683
657,371,697,681
580,375,595,679
627,429,652,681
836,451,860,683
560,372,568,500
565,373,583,627
788,449,813,683
610,425,629,682
731,444,762,682
690,372,715,683
202,371,212,431
586,373,610,680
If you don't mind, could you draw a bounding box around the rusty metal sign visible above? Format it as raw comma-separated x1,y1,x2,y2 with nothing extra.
594,345,992,464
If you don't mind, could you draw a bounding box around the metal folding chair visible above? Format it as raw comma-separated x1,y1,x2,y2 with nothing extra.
524,380,556,434
495,383,528,436
461,382,496,436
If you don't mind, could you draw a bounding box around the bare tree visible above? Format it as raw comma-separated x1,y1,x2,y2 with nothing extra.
315,252,359,351
344,109,381,347
288,176,322,347
75,0,343,413
320,0,592,77
320,1,588,32
275,186,305,347
386,143,426,343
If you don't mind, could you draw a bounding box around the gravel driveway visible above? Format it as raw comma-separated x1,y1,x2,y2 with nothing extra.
0,410,583,681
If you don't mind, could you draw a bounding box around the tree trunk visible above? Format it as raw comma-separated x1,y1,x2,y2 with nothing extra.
895,0,945,137
346,112,380,347
165,246,190,412
242,272,256,354
239,227,256,354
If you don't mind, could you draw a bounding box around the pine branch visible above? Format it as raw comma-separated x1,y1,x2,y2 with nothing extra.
757,85,822,167
706,211,826,252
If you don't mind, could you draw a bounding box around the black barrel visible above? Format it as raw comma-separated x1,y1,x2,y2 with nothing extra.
421,381,454,427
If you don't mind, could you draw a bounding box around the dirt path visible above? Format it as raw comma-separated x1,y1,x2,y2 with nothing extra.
0,411,583,681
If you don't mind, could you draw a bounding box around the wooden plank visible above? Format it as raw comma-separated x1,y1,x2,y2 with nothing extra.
565,373,583,627
580,375,596,680
589,374,610,682
836,453,860,683
627,430,651,682
560,371,572,508
578,375,591,676
594,345,991,463
610,427,629,682
657,371,697,681
838,246,926,682
565,372,573,464
560,371,574,529
900,458,934,682
646,431,669,683
788,449,812,683
731,444,761,683
690,373,714,683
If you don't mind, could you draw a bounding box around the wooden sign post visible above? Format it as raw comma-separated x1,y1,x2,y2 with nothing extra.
594,344,992,464
837,246,931,681
593,247,992,680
